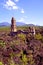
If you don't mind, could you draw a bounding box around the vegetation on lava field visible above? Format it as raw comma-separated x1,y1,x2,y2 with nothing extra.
0,26,43,65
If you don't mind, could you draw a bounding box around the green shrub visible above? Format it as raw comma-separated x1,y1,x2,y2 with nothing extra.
11,40,20,45
35,33,42,40
22,54,28,65
18,33,26,41
0,62,3,65
28,54,35,65
0,41,5,47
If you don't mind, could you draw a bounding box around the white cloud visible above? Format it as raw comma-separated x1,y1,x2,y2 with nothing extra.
6,0,16,6
13,5,18,9
21,8,24,14
15,0,19,2
4,0,18,10
18,18,25,22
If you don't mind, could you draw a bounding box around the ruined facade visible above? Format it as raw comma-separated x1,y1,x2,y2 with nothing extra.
10,17,35,35
32,27,35,35
11,17,17,32
28,26,35,35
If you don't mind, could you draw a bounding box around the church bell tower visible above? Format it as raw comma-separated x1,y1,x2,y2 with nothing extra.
11,17,17,32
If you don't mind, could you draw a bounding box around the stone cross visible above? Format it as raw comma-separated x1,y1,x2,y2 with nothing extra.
11,17,17,32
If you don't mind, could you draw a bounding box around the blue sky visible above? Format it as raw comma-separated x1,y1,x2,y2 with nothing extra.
0,0,43,26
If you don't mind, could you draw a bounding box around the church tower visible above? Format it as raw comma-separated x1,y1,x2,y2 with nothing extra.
11,17,17,32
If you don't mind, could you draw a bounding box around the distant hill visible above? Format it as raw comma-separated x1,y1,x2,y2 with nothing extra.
0,22,10,26
25,24,35,27
0,22,36,27
0,22,26,27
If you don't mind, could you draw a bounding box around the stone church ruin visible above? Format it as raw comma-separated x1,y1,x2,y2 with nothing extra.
10,17,35,36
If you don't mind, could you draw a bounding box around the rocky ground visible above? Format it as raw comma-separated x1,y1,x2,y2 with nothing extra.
0,27,43,65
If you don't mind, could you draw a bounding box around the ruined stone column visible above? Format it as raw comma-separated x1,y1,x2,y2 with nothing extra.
11,17,17,32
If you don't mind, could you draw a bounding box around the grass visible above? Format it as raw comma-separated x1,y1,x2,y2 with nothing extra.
0,26,43,32
0,26,10,32
0,26,28,32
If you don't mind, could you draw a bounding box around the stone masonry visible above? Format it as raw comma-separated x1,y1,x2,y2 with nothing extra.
11,17,17,32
